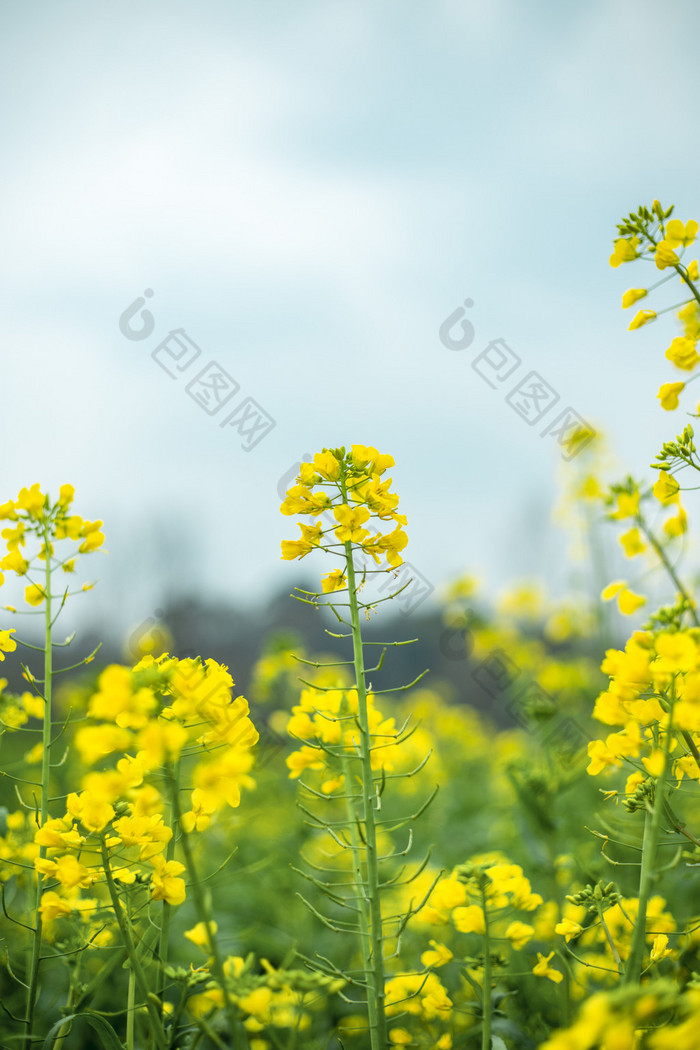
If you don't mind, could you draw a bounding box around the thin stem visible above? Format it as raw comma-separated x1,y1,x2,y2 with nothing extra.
340,752,372,960
158,760,179,1004
168,776,248,1049
638,516,699,626
623,729,671,985
100,838,168,1050
597,906,623,976
127,967,136,1050
50,967,77,1050
343,529,388,1050
583,501,611,657
673,257,700,309
24,523,54,1049
637,515,700,771
480,889,491,1050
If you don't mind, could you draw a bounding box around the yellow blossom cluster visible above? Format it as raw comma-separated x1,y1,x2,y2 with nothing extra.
538,980,700,1050
600,478,689,616
0,677,44,734
384,971,453,1023
587,628,700,780
401,855,551,981
0,482,104,589
30,653,258,922
186,954,344,1034
610,203,700,411
280,445,408,586
553,895,676,995
0,810,37,884
285,674,403,792
0,484,104,657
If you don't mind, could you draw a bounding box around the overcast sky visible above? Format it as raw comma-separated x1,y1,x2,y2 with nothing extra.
3,0,700,636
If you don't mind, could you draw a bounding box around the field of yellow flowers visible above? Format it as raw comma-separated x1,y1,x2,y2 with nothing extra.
3,200,700,1050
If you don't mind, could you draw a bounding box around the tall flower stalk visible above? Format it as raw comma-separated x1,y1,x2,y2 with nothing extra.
280,445,432,1050
340,516,387,1046
0,484,105,1047
24,521,54,1048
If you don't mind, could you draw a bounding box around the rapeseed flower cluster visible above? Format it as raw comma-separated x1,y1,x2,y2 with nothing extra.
610,201,700,410
29,653,259,927
0,483,104,660
587,627,700,782
280,444,407,587
539,980,700,1050
285,672,404,792
597,475,690,617
396,855,550,980
184,953,345,1035
553,890,676,994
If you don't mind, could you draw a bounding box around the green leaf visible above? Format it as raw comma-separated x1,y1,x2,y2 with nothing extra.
491,1037,508,1050
41,1012,124,1050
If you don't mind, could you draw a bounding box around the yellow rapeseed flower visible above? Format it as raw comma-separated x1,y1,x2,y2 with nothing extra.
532,951,563,983
505,921,534,949
39,891,72,923
663,506,687,537
16,483,46,517
653,472,680,505
24,584,46,606
420,940,454,968
628,309,656,330
655,241,680,270
619,528,646,557
609,237,639,268
621,288,647,309
184,920,218,950
665,219,699,250
665,336,700,370
452,904,485,935
150,855,186,906
0,629,17,661
321,569,347,593
658,381,685,410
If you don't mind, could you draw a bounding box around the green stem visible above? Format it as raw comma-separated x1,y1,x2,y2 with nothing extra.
342,530,388,1050
637,516,700,771
158,760,179,1004
673,261,700,309
584,502,611,657
480,890,491,1050
24,523,54,1048
623,742,671,985
597,906,623,977
126,968,136,1050
100,838,168,1050
340,752,373,981
50,970,77,1050
72,947,127,1011
561,967,571,1028
638,516,699,626
168,777,248,1049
